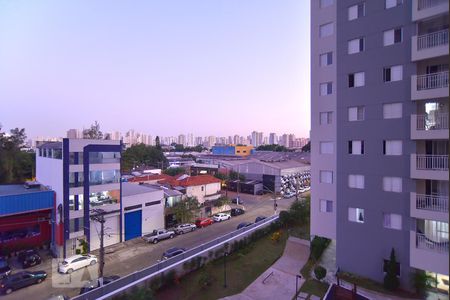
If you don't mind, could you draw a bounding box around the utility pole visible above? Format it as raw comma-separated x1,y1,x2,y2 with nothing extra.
90,209,106,286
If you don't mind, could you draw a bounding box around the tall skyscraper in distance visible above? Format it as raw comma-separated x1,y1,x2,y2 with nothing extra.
178,134,186,146
66,129,80,139
269,132,278,145
310,0,449,289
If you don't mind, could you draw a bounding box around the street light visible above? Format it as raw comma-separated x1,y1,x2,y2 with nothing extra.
223,251,229,288
261,185,279,215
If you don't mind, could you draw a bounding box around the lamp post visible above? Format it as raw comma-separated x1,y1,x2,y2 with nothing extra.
223,251,229,288
261,185,279,215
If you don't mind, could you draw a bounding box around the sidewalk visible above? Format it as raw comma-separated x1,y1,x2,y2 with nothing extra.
221,236,310,300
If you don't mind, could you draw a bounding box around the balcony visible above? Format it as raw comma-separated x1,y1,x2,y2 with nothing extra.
411,154,449,180
411,192,449,222
411,113,449,139
412,0,449,21
411,71,449,100
410,231,449,274
412,30,449,61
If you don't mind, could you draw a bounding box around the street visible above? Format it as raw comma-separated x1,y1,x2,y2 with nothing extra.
3,192,300,300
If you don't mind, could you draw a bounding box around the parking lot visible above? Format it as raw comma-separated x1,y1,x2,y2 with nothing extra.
2,192,302,300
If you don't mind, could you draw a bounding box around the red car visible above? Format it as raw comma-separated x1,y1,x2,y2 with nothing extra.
195,218,213,228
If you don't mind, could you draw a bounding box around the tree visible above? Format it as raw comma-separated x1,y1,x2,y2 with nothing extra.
155,136,161,150
83,121,103,139
384,248,400,291
411,269,437,297
0,126,35,184
256,144,289,152
229,170,245,181
163,167,185,177
172,196,200,223
289,197,310,226
121,143,167,172
214,196,230,207
301,141,310,152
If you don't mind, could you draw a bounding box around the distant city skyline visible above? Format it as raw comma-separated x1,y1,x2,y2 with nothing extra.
0,1,310,139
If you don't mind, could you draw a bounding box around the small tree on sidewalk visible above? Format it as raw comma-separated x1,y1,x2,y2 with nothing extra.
384,248,400,291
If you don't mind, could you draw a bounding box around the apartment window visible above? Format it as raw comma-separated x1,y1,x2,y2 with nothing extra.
385,0,403,9
383,103,402,119
320,23,334,38
320,82,333,95
348,207,365,223
348,106,365,121
320,142,334,154
383,213,402,230
348,37,364,54
320,112,333,125
320,52,333,67
383,28,402,46
383,259,401,276
383,65,403,82
383,140,402,155
348,72,365,88
320,171,333,184
348,174,365,189
320,0,333,8
383,177,402,193
348,140,364,155
348,3,365,21
320,200,333,213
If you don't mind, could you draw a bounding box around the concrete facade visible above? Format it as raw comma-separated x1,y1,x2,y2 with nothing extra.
311,0,449,290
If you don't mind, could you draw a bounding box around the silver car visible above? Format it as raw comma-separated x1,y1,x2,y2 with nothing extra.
174,223,196,235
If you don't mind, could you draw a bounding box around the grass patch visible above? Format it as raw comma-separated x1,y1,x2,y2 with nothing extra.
338,271,420,299
156,230,289,300
299,279,330,298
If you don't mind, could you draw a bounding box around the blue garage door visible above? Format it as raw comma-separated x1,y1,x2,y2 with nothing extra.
125,210,142,241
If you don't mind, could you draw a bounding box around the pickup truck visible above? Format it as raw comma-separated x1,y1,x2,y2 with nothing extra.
143,229,175,244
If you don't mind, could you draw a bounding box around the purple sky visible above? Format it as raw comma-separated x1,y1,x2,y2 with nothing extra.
0,0,310,139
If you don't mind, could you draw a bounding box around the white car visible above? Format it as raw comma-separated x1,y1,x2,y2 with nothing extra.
58,254,97,274
213,213,231,222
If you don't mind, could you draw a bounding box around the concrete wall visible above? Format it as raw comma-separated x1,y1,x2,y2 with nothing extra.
310,0,337,240
335,0,415,286
186,183,221,204
36,156,63,223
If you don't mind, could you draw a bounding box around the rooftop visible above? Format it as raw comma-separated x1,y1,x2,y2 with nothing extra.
127,174,173,183
0,184,49,197
37,141,62,149
159,174,221,187
122,182,162,197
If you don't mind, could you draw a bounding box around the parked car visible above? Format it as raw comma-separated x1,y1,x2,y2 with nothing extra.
231,197,244,204
174,223,197,235
142,229,175,244
213,213,231,222
47,295,68,300
161,247,187,260
79,275,120,295
0,258,11,279
18,250,42,269
195,218,213,228
0,271,47,295
255,216,266,223
58,254,97,274
236,222,253,230
230,208,245,216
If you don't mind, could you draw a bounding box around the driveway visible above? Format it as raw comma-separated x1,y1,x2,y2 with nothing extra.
3,192,299,300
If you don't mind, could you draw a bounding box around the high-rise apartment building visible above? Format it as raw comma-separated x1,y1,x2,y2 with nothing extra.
311,0,448,290
66,129,81,139
269,132,278,145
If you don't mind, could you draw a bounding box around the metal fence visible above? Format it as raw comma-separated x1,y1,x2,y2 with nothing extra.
418,0,448,10
416,194,449,212
416,113,449,131
416,71,449,91
72,214,279,300
416,154,449,171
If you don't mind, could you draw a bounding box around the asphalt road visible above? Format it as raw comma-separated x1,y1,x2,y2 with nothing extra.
3,192,300,300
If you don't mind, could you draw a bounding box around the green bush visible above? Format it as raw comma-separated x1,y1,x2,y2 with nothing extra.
310,236,331,261
279,210,291,227
314,265,327,281
411,269,437,297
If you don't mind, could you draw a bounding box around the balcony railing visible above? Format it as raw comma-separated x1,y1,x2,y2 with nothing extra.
417,233,449,253
417,30,449,50
417,71,449,90
418,0,448,10
416,155,449,171
416,113,449,130
416,194,449,212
